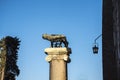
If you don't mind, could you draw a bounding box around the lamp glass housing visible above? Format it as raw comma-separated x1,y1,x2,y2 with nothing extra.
92,43,99,54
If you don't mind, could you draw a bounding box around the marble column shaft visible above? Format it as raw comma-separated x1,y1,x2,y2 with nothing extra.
45,48,71,80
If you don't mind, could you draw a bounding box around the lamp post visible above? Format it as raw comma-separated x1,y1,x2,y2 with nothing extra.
92,34,102,54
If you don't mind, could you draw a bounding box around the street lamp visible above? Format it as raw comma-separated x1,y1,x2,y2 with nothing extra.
92,34,102,54
92,43,99,54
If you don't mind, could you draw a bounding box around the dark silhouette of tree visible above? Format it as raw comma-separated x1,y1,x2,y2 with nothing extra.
4,36,20,80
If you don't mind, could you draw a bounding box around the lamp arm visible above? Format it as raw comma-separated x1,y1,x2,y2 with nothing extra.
94,34,102,43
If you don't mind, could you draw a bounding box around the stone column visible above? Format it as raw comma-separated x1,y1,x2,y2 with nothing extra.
44,48,71,80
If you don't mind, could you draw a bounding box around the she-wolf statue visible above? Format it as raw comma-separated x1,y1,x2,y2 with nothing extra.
42,34,69,47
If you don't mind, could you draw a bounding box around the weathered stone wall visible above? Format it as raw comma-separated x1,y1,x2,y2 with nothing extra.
102,0,120,80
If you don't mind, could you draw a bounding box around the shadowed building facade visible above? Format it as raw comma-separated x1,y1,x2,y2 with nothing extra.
102,0,120,80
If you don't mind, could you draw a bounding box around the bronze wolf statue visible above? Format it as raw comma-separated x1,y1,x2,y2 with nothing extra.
42,34,68,47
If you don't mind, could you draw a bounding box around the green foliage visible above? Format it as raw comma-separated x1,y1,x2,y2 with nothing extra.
4,36,20,80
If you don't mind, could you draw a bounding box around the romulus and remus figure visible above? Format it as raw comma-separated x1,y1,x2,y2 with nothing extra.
42,34,69,48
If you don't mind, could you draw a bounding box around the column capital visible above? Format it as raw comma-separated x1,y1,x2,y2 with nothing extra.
44,48,71,62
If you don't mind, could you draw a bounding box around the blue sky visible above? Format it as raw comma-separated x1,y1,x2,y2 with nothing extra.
0,0,102,80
